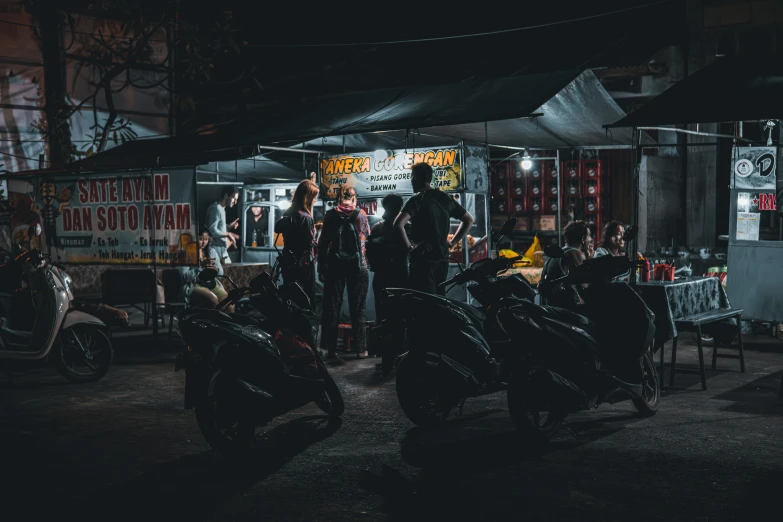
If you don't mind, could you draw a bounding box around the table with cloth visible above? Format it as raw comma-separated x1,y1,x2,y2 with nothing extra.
635,276,730,348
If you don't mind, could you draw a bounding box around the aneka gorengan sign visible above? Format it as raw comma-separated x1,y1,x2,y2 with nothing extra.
7,169,197,265
319,146,462,198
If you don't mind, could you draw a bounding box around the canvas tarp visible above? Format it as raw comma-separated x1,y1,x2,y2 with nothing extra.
605,52,783,128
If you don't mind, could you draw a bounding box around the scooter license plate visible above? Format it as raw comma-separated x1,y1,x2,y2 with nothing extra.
174,352,186,372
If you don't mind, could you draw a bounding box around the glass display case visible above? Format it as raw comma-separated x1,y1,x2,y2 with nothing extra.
240,183,325,264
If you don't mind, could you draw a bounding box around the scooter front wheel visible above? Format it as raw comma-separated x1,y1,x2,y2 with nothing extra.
632,352,660,416
54,324,113,383
395,352,454,428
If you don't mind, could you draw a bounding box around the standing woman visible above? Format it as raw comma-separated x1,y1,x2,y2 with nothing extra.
318,186,371,360
274,180,319,302
593,220,626,258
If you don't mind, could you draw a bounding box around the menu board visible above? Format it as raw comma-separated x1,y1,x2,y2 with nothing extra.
736,212,760,241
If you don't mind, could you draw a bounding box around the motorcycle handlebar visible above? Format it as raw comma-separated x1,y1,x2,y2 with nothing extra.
436,255,524,290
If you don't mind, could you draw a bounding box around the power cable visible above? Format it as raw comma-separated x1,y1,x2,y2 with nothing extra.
241,0,674,48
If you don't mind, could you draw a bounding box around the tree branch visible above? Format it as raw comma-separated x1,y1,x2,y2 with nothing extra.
97,80,116,152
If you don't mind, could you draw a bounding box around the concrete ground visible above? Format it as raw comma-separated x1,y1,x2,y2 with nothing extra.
0,326,782,521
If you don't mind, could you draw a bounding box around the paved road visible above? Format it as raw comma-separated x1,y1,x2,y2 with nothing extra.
1,339,782,521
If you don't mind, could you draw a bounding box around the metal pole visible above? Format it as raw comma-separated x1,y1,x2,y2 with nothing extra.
256,145,322,154
556,149,561,247
631,128,642,287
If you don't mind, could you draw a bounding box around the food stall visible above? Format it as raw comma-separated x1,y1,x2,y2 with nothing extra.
236,183,325,265
319,143,490,316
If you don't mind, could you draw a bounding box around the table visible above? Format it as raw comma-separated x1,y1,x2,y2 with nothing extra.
500,267,543,285
635,276,730,347
221,263,272,290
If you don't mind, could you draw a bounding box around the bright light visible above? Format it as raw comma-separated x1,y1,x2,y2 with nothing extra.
520,150,532,170
277,200,291,210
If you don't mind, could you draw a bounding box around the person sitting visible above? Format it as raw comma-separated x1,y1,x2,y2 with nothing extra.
593,220,625,258
540,220,591,312
179,227,234,312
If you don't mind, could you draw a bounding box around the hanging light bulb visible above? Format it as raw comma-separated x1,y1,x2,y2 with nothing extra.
520,150,532,170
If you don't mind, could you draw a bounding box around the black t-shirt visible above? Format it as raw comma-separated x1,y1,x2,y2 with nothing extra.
401,189,467,251
245,209,268,246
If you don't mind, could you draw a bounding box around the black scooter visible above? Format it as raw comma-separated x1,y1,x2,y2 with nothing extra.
501,226,660,442
174,268,344,458
379,219,539,427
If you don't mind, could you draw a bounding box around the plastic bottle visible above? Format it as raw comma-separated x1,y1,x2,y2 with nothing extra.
252,229,257,248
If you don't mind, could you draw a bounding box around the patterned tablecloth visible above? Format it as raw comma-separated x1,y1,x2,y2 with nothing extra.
636,276,730,345
221,263,272,290
64,263,272,301
500,267,543,285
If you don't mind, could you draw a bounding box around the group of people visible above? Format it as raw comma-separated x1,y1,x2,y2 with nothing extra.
178,172,627,362
274,162,474,363
541,218,627,310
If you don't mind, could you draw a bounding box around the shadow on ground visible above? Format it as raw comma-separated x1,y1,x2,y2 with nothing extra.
712,371,783,415
5,415,343,521
361,406,671,520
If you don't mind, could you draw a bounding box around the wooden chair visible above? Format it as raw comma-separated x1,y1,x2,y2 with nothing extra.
161,269,187,341
101,269,160,339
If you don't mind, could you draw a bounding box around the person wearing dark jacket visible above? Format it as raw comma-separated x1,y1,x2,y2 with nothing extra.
367,193,409,323
317,186,371,360
274,180,319,302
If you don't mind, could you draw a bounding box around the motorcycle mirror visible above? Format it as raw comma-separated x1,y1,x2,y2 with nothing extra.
28,223,42,237
544,245,565,259
197,267,219,284
623,225,639,241
500,218,517,236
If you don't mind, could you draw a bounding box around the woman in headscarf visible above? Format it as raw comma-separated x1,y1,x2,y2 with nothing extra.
317,186,371,360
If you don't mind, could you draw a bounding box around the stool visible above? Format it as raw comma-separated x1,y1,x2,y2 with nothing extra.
338,324,353,352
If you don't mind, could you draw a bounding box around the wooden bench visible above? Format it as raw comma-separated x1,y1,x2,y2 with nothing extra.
666,308,744,390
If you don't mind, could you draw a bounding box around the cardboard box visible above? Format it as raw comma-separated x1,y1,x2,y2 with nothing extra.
514,217,532,231
533,215,557,231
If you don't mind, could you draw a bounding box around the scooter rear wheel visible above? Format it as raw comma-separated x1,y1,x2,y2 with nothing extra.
53,324,113,383
632,352,660,416
313,362,345,418
195,371,256,459
507,366,565,443
395,352,454,428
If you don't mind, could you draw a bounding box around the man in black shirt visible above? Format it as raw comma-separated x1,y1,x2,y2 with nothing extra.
245,205,269,247
394,162,475,295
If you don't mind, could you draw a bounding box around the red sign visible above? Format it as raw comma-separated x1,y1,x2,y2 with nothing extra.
358,201,378,216
751,193,777,211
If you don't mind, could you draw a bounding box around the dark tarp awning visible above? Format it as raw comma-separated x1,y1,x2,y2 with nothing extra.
302,70,641,152
605,52,783,128
62,70,581,172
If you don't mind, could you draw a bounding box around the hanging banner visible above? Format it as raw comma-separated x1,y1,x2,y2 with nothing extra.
7,169,197,265
319,145,462,199
731,146,776,190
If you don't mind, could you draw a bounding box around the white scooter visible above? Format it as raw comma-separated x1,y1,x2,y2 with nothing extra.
0,224,113,382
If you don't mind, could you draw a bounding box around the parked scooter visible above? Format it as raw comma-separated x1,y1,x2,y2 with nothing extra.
380,219,540,426
174,267,344,458
501,225,660,442
0,224,113,382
